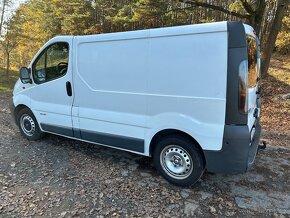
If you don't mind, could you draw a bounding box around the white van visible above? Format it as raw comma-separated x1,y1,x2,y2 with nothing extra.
11,21,261,186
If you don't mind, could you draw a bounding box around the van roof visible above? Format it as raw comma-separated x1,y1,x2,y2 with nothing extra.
53,21,228,42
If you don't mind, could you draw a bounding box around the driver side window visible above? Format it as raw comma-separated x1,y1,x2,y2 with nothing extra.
33,42,69,84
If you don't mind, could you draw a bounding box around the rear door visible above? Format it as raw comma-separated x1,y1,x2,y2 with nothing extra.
30,39,74,137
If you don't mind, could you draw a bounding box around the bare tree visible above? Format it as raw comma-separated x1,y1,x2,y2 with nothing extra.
180,0,249,19
0,0,8,36
1,28,17,82
261,0,289,76
180,0,266,32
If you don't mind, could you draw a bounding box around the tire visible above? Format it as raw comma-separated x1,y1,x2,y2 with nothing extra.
153,135,205,187
16,108,44,140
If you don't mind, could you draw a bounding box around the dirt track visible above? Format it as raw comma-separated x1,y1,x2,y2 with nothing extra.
1,93,290,217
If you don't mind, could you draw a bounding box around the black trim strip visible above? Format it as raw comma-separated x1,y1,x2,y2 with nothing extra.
41,123,74,137
81,129,144,153
73,128,81,138
225,21,248,125
40,123,144,153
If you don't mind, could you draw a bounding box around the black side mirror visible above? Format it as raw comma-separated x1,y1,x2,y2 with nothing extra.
19,67,32,84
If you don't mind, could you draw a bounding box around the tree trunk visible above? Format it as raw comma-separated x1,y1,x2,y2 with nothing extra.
261,0,289,76
5,49,10,83
0,0,7,36
242,0,266,39
254,1,266,38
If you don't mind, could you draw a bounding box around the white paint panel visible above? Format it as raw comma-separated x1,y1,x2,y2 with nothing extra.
30,74,73,129
73,81,148,139
74,24,228,153
77,38,149,93
148,32,227,98
144,31,228,151
74,37,149,140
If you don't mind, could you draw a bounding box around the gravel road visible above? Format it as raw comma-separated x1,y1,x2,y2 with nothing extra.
1,93,290,217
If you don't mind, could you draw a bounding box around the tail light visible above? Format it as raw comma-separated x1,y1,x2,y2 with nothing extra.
239,60,248,114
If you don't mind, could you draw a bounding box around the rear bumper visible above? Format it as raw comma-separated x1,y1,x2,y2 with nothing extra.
204,120,261,174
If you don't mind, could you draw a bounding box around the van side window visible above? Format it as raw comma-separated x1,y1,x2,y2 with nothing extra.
32,42,69,84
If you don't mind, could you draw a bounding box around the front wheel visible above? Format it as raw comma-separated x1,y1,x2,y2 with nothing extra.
17,108,44,140
153,136,205,187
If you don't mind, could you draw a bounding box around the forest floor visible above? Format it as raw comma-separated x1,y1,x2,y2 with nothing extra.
260,54,290,147
0,54,289,217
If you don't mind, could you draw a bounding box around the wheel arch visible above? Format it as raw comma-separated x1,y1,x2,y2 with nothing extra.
15,104,30,116
149,129,206,165
14,104,33,125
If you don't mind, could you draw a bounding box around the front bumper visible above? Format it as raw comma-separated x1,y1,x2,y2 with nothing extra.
204,120,261,174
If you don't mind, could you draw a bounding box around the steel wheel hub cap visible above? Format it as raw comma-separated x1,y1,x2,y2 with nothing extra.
160,145,193,180
20,114,35,136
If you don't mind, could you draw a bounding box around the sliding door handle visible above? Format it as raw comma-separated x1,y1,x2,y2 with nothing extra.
66,81,72,96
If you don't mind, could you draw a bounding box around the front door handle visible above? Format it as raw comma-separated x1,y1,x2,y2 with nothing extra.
66,81,72,96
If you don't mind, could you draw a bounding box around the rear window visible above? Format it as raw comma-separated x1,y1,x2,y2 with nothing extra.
247,35,258,88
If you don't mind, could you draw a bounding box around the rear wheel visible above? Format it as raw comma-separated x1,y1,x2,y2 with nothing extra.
17,108,44,140
153,136,205,187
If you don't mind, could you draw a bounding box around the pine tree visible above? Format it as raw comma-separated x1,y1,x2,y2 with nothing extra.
133,0,168,28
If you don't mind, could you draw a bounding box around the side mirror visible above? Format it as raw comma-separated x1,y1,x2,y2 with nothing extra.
19,67,32,84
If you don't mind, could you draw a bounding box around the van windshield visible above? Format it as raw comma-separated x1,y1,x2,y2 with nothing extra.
247,35,258,88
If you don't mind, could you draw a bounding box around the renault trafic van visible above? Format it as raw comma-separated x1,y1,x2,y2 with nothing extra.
11,21,261,186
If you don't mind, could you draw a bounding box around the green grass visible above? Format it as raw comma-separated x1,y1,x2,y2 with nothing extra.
0,68,18,93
